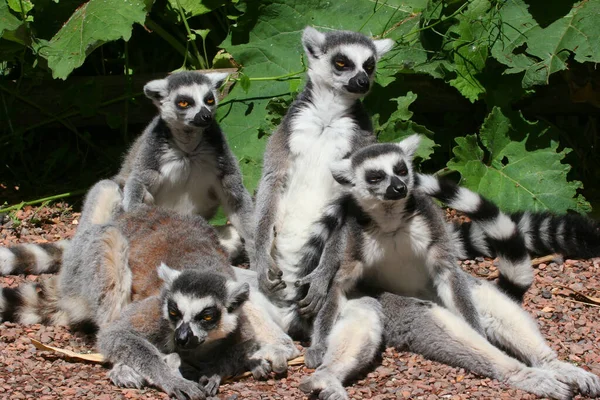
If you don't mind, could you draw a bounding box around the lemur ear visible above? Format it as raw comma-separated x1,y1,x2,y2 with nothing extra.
144,79,169,102
330,159,354,186
396,134,421,159
157,263,181,286
302,26,326,60
206,72,230,90
373,38,395,59
226,282,250,312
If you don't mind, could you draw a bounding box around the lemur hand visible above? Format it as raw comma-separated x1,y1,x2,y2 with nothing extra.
160,375,206,400
295,272,327,317
256,254,286,294
199,374,221,397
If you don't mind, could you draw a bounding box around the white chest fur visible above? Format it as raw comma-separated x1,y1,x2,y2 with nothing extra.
361,214,435,299
275,89,358,288
153,143,220,217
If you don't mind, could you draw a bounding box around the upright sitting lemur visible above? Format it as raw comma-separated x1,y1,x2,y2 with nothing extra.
294,136,600,400
0,71,254,274
0,180,299,399
250,26,394,398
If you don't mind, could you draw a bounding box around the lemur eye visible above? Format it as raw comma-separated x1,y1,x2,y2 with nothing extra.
178,101,189,108
205,96,215,105
394,162,408,176
203,315,213,321
365,170,385,184
335,61,345,68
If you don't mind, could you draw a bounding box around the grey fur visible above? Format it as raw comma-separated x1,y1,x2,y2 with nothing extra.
115,71,254,259
296,137,600,399
251,27,393,400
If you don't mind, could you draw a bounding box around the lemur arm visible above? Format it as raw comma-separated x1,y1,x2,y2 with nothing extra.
97,297,206,400
252,126,289,293
122,170,161,212
216,145,256,247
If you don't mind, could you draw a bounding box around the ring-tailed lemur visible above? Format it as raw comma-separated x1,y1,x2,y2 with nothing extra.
251,26,394,398
0,180,299,396
0,71,253,274
294,135,600,400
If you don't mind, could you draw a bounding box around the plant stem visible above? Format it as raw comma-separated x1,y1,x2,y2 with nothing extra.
145,18,190,61
174,0,207,69
0,190,88,213
238,68,306,82
400,1,470,40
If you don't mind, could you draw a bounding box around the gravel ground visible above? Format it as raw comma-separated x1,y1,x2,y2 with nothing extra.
1,205,599,400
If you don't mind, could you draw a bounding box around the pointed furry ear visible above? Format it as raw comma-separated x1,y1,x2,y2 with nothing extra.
157,263,181,286
374,38,395,59
205,72,230,89
302,26,326,60
396,134,421,159
330,159,354,186
144,79,169,102
226,281,250,312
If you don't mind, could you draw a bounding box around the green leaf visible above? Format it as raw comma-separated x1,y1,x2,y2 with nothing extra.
491,0,600,88
169,0,226,18
7,0,32,15
0,0,22,37
375,92,436,161
36,0,152,80
447,107,590,213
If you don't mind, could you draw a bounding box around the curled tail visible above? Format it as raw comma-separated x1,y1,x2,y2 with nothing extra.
0,276,68,325
0,241,69,276
416,174,532,302
510,212,600,259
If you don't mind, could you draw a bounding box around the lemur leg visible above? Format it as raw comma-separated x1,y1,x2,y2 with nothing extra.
472,281,600,397
304,287,343,369
299,296,383,400
381,293,574,400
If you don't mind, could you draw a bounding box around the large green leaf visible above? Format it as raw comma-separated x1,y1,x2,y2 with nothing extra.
492,0,600,88
36,0,152,79
219,0,422,192
447,107,590,213
169,0,227,18
0,0,22,37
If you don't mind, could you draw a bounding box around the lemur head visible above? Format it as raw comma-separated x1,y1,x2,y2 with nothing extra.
144,71,229,130
331,135,421,207
158,263,249,351
302,26,394,97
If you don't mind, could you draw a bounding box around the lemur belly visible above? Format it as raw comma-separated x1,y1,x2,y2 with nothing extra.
154,147,220,217
361,218,436,300
274,99,357,299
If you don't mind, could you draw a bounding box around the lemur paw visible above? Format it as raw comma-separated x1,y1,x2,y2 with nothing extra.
304,345,326,369
108,363,146,389
545,360,600,398
257,258,286,294
199,374,221,396
297,287,327,317
251,341,300,374
248,357,272,379
505,367,574,400
161,376,206,400
299,370,348,400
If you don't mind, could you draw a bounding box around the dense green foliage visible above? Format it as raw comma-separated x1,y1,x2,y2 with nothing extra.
1,0,599,214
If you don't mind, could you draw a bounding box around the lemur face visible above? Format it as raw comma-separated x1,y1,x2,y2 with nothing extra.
143,71,229,130
331,135,422,204
157,264,249,351
302,27,394,97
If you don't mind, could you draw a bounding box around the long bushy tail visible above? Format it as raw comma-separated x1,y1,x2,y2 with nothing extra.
416,174,533,302
510,211,600,258
0,241,69,276
0,276,69,325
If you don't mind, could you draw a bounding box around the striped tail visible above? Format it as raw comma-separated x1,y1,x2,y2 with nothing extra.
0,241,69,276
416,174,532,302
296,195,349,278
510,212,600,259
0,276,68,325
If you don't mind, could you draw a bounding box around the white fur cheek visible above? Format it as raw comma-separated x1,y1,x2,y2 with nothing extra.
206,313,238,342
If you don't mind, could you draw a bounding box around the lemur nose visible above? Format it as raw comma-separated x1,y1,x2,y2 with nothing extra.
175,323,193,347
385,177,407,200
356,76,369,88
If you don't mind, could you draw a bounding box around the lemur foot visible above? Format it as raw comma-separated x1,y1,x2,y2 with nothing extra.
108,363,146,389
299,370,348,400
199,374,221,396
304,345,326,369
257,256,286,294
251,341,299,374
544,360,600,398
160,376,206,400
248,357,272,379
505,367,574,400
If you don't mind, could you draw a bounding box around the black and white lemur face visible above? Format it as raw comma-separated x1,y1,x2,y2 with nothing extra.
143,71,229,130
158,264,249,351
331,134,421,205
302,27,394,97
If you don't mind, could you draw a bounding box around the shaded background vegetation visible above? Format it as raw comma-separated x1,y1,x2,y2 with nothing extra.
0,0,599,216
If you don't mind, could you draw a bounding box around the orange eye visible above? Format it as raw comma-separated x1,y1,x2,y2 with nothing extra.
178,101,189,108
203,315,213,321
336,61,345,68
169,310,178,317
206,98,215,105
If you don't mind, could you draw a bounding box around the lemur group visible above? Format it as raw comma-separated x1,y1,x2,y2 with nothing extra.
2,27,600,400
